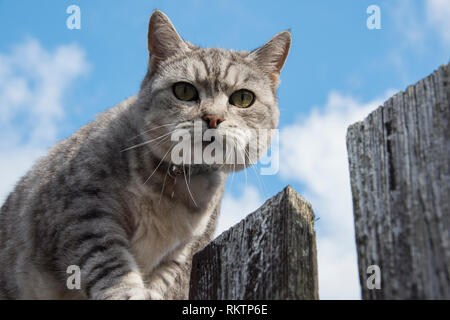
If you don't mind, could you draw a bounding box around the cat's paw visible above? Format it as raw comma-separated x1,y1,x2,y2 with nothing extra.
95,286,148,300
125,288,163,300
146,289,164,300
95,286,164,300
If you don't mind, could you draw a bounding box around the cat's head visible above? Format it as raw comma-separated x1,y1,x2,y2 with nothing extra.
137,10,290,173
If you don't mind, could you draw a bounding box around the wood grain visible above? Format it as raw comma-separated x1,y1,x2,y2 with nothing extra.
189,186,318,300
347,64,450,299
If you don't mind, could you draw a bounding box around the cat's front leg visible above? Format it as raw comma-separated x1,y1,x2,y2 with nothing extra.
56,209,150,300
91,271,148,300
146,260,184,299
145,246,192,299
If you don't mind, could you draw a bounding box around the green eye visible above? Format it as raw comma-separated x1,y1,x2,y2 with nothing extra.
229,89,254,108
173,82,198,101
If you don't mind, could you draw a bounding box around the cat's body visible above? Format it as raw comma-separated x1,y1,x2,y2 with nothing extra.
0,10,290,299
0,95,224,299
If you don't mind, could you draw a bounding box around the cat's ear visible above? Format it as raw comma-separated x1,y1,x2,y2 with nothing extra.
147,10,188,69
249,31,291,82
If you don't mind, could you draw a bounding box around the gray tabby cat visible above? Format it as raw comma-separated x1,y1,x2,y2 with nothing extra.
0,10,290,299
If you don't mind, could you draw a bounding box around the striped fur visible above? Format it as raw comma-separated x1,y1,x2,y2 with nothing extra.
0,10,290,299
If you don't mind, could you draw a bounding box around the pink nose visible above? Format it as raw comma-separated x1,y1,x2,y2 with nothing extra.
202,115,223,129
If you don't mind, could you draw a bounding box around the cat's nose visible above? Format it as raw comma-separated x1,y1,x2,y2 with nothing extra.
202,115,223,129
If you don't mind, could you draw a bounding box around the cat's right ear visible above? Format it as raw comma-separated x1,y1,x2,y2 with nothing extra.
147,10,188,70
248,30,291,86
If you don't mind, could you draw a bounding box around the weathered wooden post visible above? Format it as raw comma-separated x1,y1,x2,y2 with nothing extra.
189,186,318,299
347,64,450,299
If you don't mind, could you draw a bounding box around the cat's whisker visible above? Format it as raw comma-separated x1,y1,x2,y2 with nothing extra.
188,163,191,184
182,164,198,207
153,135,171,150
229,137,237,188
235,139,248,190
158,144,176,205
217,132,236,170
121,130,175,152
159,163,170,205
249,152,268,200
218,139,233,171
140,135,170,159
236,138,267,200
143,144,173,185
128,122,177,141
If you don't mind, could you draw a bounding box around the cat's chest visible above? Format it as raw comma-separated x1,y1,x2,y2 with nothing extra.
127,187,212,276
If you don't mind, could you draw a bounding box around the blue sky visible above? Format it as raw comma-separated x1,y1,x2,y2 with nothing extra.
0,0,449,299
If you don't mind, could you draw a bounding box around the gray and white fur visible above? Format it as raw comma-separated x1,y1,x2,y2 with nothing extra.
0,10,290,299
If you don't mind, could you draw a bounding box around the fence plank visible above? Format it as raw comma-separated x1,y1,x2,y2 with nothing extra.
346,64,450,299
189,186,318,300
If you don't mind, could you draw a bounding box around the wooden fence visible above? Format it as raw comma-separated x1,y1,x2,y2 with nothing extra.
189,186,318,299
347,64,449,299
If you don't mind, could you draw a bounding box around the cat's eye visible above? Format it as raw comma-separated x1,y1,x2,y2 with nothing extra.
173,82,198,101
229,90,254,108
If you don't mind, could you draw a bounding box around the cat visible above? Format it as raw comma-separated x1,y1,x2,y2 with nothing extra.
0,10,290,299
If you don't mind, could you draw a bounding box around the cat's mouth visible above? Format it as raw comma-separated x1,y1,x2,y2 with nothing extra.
148,124,256,174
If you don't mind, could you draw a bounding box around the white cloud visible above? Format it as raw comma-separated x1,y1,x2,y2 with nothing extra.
216,185,264,237
279,90,394,299
0,38,89,204
390,0,426,50
317,238,361,299
385,0,449,83
388,0,450,50
426,0,450,46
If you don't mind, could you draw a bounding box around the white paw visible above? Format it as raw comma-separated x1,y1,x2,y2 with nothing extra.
96,286,147,300
146,289,164,300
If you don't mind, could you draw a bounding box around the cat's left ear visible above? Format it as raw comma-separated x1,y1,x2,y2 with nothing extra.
147,10,189,70
249,31,291,84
